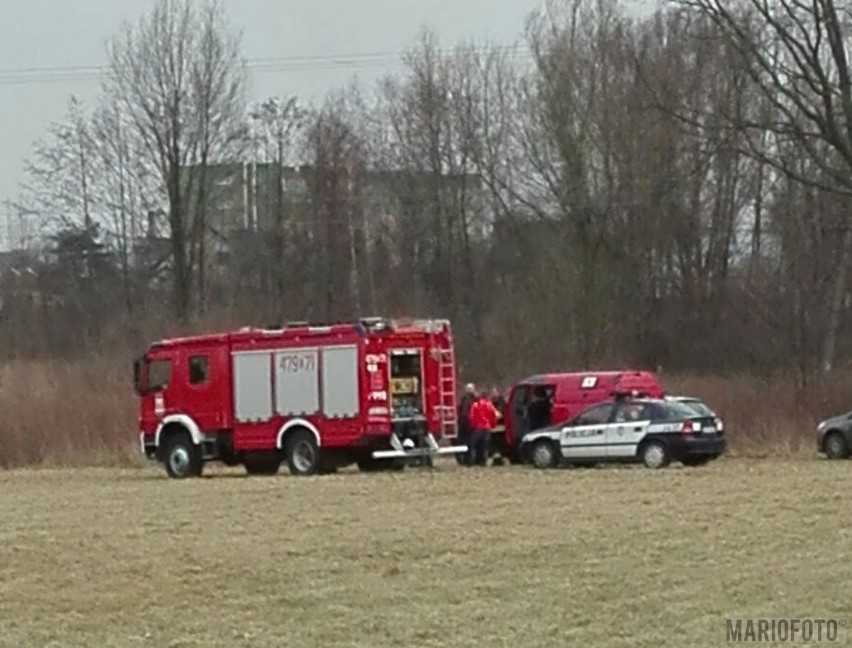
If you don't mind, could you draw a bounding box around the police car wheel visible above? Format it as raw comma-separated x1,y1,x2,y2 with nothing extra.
824,432,849,460
640,441,670,470
530,440,558,469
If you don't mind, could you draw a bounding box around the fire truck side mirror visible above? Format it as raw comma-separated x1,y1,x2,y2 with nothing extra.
133,357,148,396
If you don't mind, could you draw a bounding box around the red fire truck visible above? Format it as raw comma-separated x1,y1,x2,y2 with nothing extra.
134,317,466,478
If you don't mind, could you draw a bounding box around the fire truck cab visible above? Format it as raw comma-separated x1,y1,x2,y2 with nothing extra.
134,317,465,478
495,370,666,462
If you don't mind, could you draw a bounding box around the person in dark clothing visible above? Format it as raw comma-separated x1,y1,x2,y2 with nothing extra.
456,383,476,466
491,387,507,421
489,386,508,464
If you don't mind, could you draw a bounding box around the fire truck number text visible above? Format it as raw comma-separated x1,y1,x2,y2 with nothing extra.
279,354,316,373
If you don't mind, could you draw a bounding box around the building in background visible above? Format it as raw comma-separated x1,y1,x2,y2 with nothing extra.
180,161,487,266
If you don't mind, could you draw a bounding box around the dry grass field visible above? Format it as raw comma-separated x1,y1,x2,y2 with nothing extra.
1,457,849,647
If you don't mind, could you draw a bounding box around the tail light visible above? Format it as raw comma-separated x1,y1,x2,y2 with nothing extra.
681,421,695,437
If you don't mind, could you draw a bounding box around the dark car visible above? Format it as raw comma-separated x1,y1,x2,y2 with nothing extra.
817,410,852,459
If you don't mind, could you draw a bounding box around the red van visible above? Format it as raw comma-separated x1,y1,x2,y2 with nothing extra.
493,371,666,462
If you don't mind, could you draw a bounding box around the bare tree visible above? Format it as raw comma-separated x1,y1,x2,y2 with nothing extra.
304,95,367,322
249,97,306,306
518,0,632,365
18,97,96,239
377,30,494,346
15,0,852,383
90,99,163,313
669,0,852,372
103,0,247,321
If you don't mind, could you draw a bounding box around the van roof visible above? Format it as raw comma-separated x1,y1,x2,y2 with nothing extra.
518,370,658,384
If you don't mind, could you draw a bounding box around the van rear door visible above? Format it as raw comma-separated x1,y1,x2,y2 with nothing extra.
510,384,531,443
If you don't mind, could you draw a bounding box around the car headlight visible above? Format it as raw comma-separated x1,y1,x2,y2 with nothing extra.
817,421,827,432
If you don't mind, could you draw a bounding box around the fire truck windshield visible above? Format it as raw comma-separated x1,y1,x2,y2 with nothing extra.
135,357,172,395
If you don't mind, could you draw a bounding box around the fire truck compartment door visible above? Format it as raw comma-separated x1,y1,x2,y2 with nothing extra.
233,351,273,422
321,345,359,418
275,348,319,416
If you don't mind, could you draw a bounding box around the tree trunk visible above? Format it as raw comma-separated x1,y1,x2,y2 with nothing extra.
275,134,286,311
821,224,852,373
169,162,190,322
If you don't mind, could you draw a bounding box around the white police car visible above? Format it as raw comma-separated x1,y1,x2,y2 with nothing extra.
520,397,726,469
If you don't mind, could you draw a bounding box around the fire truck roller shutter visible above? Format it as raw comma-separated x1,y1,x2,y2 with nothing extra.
233,351,274,422
274,348,319,416
155,414,204,447
276,419,322,449
321,345,359,418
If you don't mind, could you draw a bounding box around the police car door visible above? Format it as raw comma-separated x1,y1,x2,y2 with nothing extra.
607,402,652,457
560,403,614,459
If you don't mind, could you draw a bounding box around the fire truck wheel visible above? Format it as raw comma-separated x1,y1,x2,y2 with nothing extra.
164,432,203,479
285,429,320,476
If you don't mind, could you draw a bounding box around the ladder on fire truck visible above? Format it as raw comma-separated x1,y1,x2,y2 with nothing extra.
437,346,458,439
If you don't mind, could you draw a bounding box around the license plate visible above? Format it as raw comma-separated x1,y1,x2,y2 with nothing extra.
702,427,716,435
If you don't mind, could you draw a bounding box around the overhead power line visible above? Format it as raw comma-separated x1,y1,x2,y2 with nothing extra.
0,44,531,87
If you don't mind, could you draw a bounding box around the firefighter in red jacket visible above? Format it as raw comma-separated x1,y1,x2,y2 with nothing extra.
467,389,500,466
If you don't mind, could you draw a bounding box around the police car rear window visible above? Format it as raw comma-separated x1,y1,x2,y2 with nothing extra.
658,402,701,419
683,401,713,416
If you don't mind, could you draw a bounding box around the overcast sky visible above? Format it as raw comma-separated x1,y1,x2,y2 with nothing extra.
0,0,655,240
